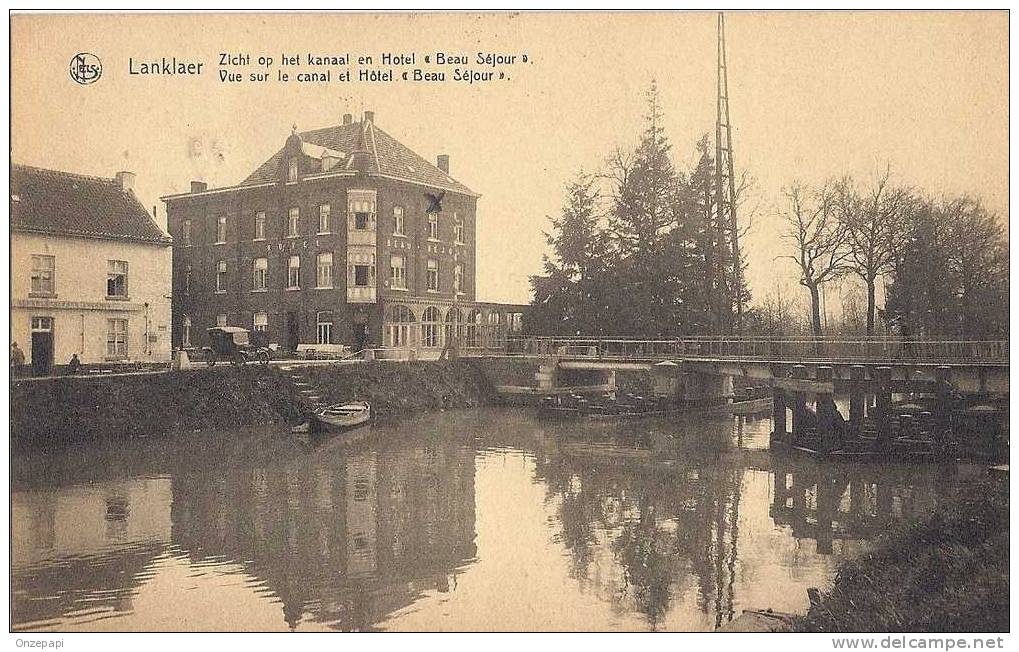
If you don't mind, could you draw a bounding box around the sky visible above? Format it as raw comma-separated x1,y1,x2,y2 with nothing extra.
11,11,1008,305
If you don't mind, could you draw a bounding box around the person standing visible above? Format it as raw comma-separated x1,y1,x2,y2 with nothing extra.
68,353,82,374
10,342,25,369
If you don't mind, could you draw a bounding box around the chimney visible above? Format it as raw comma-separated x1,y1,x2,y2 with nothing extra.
437,154,450,174
342,113,353,125
363,110,374,124
190,180,208,193
115,171,136,192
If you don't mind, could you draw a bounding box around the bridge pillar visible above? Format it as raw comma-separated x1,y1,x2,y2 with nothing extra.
849,365,866,437
934,366,953,448
790,365,808,447
681,371,733,407
875,366,893,451
772,388,787,443
816,472,836,555
536,362,557,391
816,366,836,453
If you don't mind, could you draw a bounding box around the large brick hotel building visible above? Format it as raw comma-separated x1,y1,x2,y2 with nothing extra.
163,111,523,356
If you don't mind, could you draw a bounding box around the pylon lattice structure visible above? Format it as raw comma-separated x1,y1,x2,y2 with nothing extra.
714,11,746,334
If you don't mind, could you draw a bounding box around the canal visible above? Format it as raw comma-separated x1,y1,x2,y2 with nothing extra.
11,407,969,632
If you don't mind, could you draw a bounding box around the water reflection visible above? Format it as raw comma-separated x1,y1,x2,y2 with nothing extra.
11,408,963,631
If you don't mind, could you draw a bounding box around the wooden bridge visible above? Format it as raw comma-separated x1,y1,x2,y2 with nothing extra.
471,335,1008,458
492,335,1008,367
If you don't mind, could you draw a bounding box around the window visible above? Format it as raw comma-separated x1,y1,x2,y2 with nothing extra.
393,206,405,235
390,254,406,289
445,308,462,346
349,199,374,230
317,311,333,345
353,264,372,287
453,262,464,294
252,258,268,291
428,213,439,240
347,193,377,231
183,265,191,295
287,255,300,289
31,316,53,332
465,309,482,348
107,260,129,298
319,204,330,233
216,216,227,243
217,314,228,327
215,260,227,292
107,318,128,359
182,219,192,246
426,258,439,292
288,157,298,182
385,305,415,347
254,211,266,240
254,312,268,332
182,315,192,346
288,207,300,237
454,213,464,244
422,307,442,348
30,255,55,295
316,252,333,288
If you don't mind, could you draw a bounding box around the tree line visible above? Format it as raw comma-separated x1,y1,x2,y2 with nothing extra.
779,170,1008,339
527,81,1008,342
526,81,750,337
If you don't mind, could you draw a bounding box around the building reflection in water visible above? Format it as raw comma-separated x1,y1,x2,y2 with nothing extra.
12,428,477,632
168,434,477,631
11,409,956,632
11,478,172,630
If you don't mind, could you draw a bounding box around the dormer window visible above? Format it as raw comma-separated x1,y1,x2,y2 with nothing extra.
287,157,298,182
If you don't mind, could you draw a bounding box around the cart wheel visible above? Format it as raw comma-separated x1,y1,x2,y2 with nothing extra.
258,351,270,365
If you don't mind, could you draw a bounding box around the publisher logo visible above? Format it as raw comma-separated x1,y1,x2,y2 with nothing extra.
69,53,102,85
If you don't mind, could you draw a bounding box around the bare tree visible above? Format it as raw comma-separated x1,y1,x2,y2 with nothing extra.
780,181,852,337
836,168,910,335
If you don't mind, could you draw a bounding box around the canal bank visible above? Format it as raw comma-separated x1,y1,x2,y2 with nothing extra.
791,471,1009,633
11,360,533,448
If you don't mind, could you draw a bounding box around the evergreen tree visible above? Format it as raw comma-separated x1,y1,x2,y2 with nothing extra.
526,175,605,334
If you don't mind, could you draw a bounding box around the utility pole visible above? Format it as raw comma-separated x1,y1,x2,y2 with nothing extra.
715,11,745,334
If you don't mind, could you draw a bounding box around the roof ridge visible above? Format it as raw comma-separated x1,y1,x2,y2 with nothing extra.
12,163,117,185
367,121,381,173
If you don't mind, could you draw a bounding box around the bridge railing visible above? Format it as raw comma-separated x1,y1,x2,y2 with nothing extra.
502,336,1009,364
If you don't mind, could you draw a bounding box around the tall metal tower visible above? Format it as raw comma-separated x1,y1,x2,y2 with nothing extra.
715,11,745,333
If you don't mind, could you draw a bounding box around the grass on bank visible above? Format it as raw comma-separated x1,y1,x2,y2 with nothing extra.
792,474,1009,633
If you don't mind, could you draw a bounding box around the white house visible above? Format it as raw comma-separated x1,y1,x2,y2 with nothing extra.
11,164,173,374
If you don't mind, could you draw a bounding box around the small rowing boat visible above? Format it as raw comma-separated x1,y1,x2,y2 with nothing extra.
314,401,372,431
291,401,372,444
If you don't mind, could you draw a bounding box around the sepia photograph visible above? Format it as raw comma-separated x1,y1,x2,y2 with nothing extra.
7,8,1010,641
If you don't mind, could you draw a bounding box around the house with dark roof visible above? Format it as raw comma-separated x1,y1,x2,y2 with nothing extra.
162,110,523,356
11,164,173,373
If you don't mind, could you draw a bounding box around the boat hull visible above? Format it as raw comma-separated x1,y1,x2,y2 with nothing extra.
538,397,773,421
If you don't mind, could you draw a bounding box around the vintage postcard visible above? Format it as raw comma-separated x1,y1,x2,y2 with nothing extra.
8,9,1009,641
